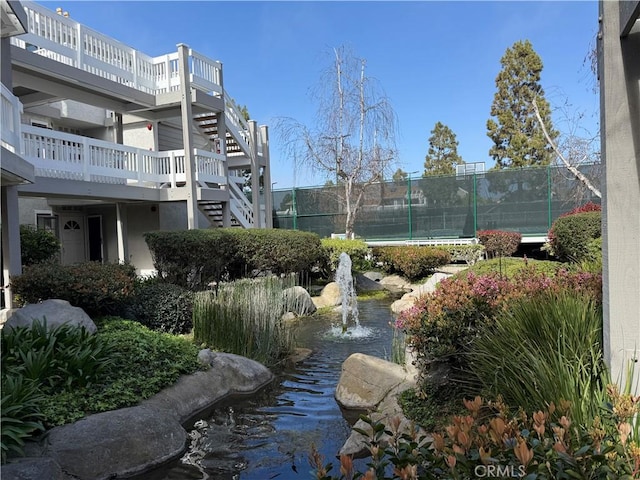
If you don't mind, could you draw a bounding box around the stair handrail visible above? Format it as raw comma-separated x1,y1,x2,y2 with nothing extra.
227,177,254,226
223,91,251,156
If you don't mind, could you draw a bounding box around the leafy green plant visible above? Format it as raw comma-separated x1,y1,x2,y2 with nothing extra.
193,277,295,367
19,225,60,266
548,210,601,262
470,291,608,428
1,320,114,391
128,281,194,334
0,376,45,463
39,318,202,428
320,238,371,273
11,262,136,317
314,389,640,480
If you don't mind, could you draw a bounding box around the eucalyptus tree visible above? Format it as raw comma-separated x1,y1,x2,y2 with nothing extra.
423,121,464,177
487,40,558,168
278,46,398,239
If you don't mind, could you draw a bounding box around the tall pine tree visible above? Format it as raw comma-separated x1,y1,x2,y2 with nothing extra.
487,40,557,168
423,121,464,177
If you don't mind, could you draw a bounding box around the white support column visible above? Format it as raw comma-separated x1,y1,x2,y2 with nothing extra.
1,186,22,309
249,120,260,228
178,44,198,230
116,202,129,264
218,111,231,228
599,0,640,390
260,125,273,228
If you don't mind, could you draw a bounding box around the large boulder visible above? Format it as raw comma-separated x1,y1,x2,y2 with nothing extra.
3,299,97,333
283,286,317,316
390,272,452,314
312,282,341,308
354,273,385,292
44,406,185,480
335,353,411,410
336,354,420,458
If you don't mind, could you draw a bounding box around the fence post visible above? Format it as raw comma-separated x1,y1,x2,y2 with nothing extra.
292,187,298,230
547,165,552,231
473,172,478,235
408,174,413,240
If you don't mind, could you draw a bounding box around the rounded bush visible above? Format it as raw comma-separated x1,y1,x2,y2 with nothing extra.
19,225,60,266
129,282,193,334
549,211,601,262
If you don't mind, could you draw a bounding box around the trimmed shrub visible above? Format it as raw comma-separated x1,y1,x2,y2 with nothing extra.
11,262,136,317
548,211,601,262
19,225,60,266
144,229,238,290
128,281,194,334
232,229,324,277
144,229,324,289
373,246,450,281
320,238,370,273
476,229,521,258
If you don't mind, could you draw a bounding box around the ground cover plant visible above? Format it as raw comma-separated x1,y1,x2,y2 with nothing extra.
0,318,201,463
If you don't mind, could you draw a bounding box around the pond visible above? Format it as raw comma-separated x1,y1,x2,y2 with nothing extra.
157,298,399,480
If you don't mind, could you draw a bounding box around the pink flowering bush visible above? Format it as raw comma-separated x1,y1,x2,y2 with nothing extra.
398,266,602,391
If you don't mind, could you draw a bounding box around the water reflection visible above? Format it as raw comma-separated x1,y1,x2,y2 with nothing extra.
161,298,396,480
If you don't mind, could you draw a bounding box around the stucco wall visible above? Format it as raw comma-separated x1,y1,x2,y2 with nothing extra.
599,0,640,389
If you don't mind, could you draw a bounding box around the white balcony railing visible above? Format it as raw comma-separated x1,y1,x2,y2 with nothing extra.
12,2,223,97
1,83,23,154
21,125,226,187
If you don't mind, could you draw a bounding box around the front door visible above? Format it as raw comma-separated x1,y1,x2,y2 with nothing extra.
60,215,85,264
87,215,103,262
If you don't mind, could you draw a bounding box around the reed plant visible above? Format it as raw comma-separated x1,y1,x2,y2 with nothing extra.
193,276,298,367
469,290,608,428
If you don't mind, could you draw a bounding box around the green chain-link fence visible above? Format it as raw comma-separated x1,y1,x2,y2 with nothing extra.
272,164,601,241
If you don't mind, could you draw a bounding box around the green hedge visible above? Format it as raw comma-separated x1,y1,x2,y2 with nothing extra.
144,229,324,289
320,238,370,273
438,244,485,265
11,262,136,317
548,211,601,262
373,246,450,281
19,225,60,266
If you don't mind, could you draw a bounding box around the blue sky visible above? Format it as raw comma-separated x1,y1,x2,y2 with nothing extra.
45,1,600,188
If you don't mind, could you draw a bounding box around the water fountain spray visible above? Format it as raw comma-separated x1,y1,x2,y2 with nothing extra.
335,252,359,333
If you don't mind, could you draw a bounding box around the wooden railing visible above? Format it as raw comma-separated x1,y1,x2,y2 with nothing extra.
21,125,226,187
1,83,23,154
12,2,223,97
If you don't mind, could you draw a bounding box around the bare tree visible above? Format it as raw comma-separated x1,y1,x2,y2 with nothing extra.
533,96,601,200
278,46,398,239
